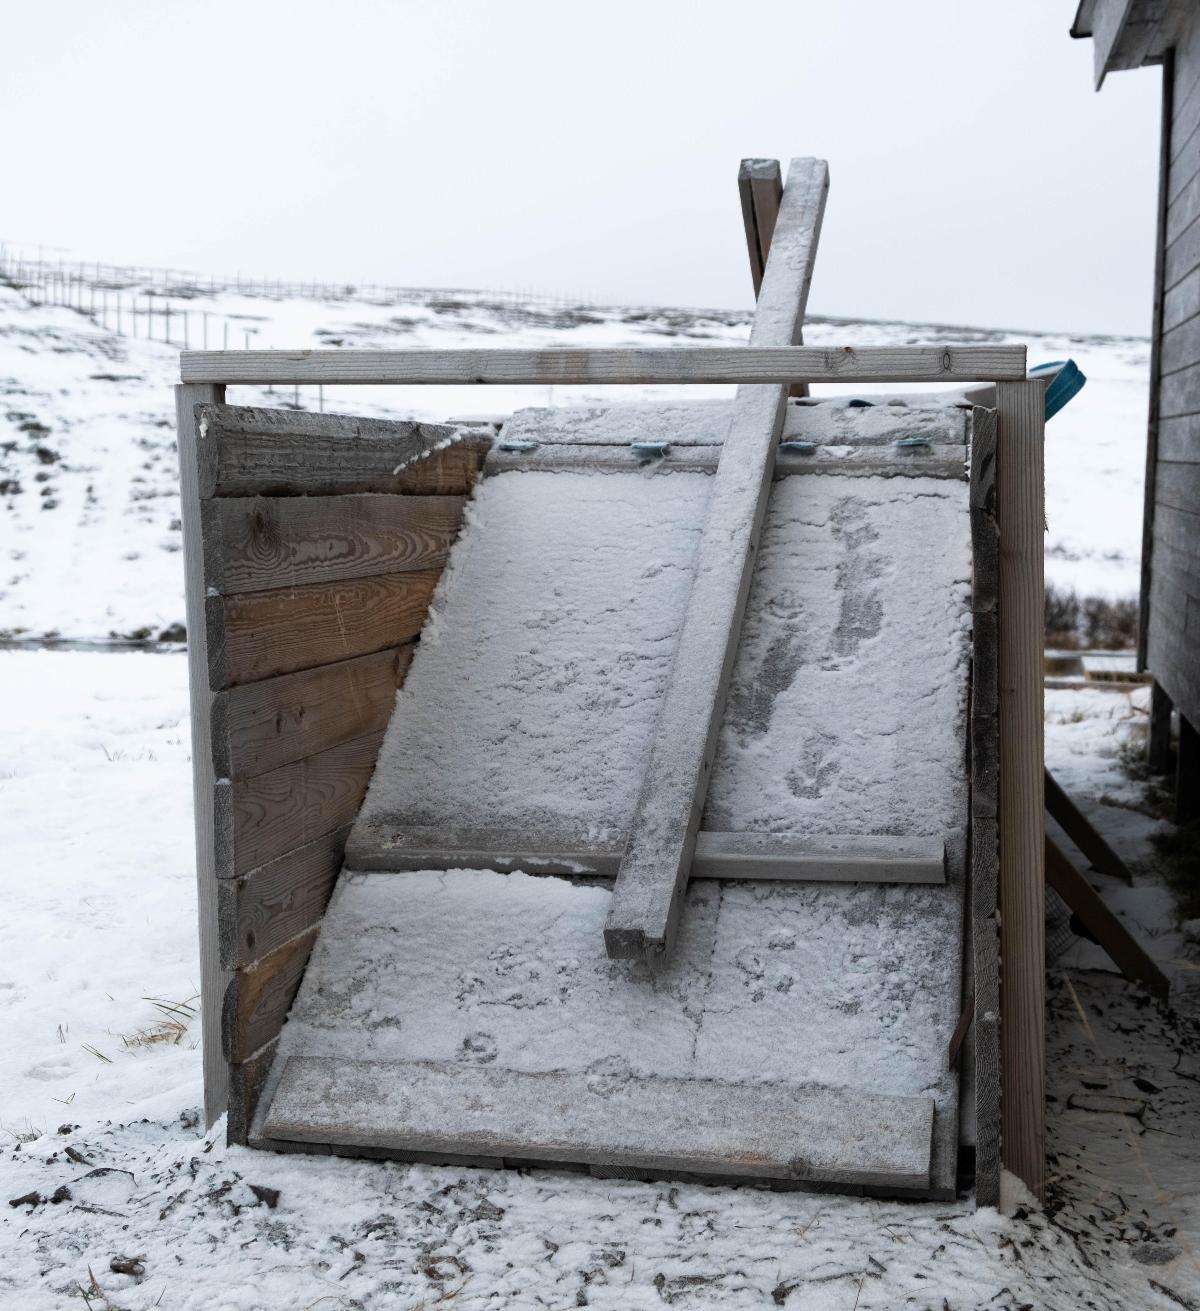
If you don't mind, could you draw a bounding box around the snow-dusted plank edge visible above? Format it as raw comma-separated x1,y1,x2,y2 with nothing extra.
343,825,947,883
180,344,1028,386
485,443,968,479
605,158,829,962
261,1056,934,1191
499,398,969,448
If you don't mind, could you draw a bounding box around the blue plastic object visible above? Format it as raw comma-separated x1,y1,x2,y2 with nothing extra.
630,441,670,459
1029,359,1086,422
779,440,816,455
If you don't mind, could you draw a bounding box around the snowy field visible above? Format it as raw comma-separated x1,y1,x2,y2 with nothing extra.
1,651,1198,1310
0,276,1148,647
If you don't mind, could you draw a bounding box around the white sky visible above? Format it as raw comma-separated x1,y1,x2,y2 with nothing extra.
3,0,1162,334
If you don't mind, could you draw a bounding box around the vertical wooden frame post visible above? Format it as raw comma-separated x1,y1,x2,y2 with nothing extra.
176,381,227,1127
995,378,1046,1200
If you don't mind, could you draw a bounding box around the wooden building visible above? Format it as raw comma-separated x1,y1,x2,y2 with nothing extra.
1072,1,1200,815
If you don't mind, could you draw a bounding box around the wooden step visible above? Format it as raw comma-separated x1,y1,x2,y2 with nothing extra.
262,1055,934,1191
345,824,947,883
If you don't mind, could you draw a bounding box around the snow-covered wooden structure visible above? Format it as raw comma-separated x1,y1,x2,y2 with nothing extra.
175,158,1048,1202
1072,1,1200,819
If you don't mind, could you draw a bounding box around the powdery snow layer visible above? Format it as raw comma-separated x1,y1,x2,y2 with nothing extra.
358,472,970,845
278,871,957,1101
1,652,1199,1307
0,280,1147,644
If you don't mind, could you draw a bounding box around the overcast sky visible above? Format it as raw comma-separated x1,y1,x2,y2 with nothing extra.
3,1,1163,335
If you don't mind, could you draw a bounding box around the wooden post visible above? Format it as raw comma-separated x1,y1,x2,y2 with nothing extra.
996,378,1046,1201
1148,680,1173,775
1177,715,1200,826
176,380,228,1127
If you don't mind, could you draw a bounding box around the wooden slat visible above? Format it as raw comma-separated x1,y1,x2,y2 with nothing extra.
228,1038,278,1147
1163,266,1200,333
176,381,228,1130
1159,361,1200,418
1158,312,1200,377
737,158,780,297
1163,214,1200,291
1167,161,1200,246
213,646,412,780
218,729,383,877
1045,836,1170,1001
219,826,349,968
1045,769,1136,885
969,405,1001,1208
197,402,490,497
180,344,1028,387
996,379,1047,1201
263,1056,935,1190
484,442,968,479
344,821,946,883
208,570,440,687
223,929,319,1063
202,493,465,594
604,157,829,962
1156,414,1200,462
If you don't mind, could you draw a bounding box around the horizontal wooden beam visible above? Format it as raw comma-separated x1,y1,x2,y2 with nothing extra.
263,1055,935,1189
181,345,1027,387
344,822,946,883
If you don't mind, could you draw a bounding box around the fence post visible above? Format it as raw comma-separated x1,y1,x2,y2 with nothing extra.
995,376,1047,1203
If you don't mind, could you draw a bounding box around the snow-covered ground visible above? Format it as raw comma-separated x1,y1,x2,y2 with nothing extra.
1,650,1197,1309
0,276,1147,646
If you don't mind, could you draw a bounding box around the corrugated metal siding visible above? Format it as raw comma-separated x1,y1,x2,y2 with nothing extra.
1149,9,1200,724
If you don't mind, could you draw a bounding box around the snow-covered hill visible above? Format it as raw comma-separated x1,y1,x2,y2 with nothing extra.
0,276,1150,643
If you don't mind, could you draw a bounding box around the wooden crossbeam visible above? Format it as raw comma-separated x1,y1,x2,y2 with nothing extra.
603,157,830,962
1045,835,1169,1002
344,824,947,883
1045,768,1136,885
179,344,1027,386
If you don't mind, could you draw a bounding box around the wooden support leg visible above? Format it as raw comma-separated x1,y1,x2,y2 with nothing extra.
996,379,1046,1202
176,381,228,1128
1045,768,1135,885
1177,715,1200,826
1148,681,1173,776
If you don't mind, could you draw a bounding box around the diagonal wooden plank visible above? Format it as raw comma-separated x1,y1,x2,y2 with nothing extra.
604,157,830,961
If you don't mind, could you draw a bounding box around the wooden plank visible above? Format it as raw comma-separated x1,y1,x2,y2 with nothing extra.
213,645,412,780
202,493,464,595
344,822,946,883
228,1038,278,1147
1167,160,1200,246
1157,415,1200,462
218,730,383,877
1088,0,1136,86
264,1056,935,1191
1149,680,1174,774
1163,213,1200,292
180,344,1028,387
995,378,1046,1201
1156,458,1200,510
1163,266,1200,333
177,382,229,1131
1159,361,1200,417
1045,769,1137,885
485,442,968,479
222,929,319,1063
970,406,1001,1208
604,157,830,961
1144,46,1176,672
219,826,349,968
198,402,490,497
1158,312,1200,377
737,158,779,297
208,570,440,687
1045,837,1170,1001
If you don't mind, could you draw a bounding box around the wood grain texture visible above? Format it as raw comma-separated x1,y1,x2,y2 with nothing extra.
344,822,946,883
202,493,464,594
219,826,349,968
180,345,1027,387
264,1056,935,1190
970,405,1002,1207
197,402,490,497
213,645,412,780
176,382,228,1130
208,570,440,687
218,730,383,877
222,929,320,1063
228,1038,278,1147
996,379,1047,1201
737,158,780,297
605,157,829,961
1045,836,1170,1001
1045,768,1136,886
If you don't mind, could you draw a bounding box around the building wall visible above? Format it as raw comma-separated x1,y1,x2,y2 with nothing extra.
1147,10,1200,728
